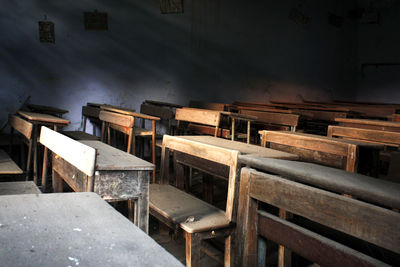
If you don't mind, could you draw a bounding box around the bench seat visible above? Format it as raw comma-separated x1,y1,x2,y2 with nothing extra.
150,184,230,233
0,149,23,175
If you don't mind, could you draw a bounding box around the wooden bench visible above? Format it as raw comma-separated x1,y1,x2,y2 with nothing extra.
259,130,382,175
8,115,33,179
150,135,240,266
82,103,102,135
0,181,41,195
175,107,230,138
189,100,228,111
39,126,154,233
335,118,400,132
239,109,299,132
236,157,400,266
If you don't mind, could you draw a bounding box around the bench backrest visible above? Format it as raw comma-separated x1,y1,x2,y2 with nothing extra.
140,103,173,120
82,105,100,119
9,115,33,139
236,160,400,266
39,126,96,176
189,100,227,111
260,131,357,172
239,109,299,131
99,110,134,128
160,135,240,221
175,107,224,137
328,125,400,148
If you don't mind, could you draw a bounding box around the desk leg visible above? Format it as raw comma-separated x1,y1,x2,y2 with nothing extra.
32,125,38,185
136,189,149,233
152,120,156,183
247,121,251,144
231,118,235,141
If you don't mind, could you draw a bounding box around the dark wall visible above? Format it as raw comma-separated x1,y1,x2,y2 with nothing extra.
0,0,358,130
356,0,400,103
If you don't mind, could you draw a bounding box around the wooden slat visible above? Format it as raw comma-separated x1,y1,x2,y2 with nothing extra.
99,110,134,128
9,115,33,139
186,124,230,138
248,169,400,254
39,126,96,176
101,105,160,121
328,125,400,147
0,149,23,175
257,211,389,267
240,109,299,127
335,118,400,132
175,108,221,127
140,103,173,120
189,100,227,111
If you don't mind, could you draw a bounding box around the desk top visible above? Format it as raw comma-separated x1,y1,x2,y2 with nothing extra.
101,105,160,121
259,131,384,148
18,111,70,125
80,141,154,171
177,136,298,160
0,149,23,175
0,192,183,267
27,104,68,115
335,118,400,128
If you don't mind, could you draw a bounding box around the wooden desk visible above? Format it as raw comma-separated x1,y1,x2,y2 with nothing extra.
0,192,183,266
52,140,154,233
0,149,23,175
144,99,183,108
177,135,299,159
335,118,400,132
18,111,70,187
221,111,257,143
27,104,68,117
100,105,160,182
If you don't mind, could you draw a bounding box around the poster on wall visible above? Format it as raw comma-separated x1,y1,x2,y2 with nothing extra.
159,0,183,14
38,21,55,43
84,10,108,30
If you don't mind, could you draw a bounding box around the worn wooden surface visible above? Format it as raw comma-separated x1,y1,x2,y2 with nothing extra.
82,105,100,118
62,131,100,140
0,192,183,267
80,140,154,171
40,127,96,176
189,100,228,111
9,115,33,139
178,135,298,160
176,108,221,127
18,111,70,125
236,167,400,266
99,110,134,128
335,118,400,132
186,124,230,138
0,149,23,175
240,109,299,128
27,104,68,116
0,181,41,195
101,105,160,121
144,99,182,108
328,125,400,147
140,103,174,119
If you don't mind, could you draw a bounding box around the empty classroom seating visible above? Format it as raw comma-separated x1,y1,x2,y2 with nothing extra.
239,109,300,131
150,135,241,266
175,107,230,138
236,156,400,266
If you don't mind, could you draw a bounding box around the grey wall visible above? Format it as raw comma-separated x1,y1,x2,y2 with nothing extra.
1,0,358,130
355,0,400,103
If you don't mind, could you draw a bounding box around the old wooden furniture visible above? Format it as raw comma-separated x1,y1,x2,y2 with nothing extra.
259,130,382,175
239,109,300,132
221,111,256,143
0,181,41,195
175,107,230,138
40,126,154,233
335,117,400,132
8,115,33,179
150,135,241,267
99,106,159,182
0,149,23,181
236,157,400,266
189,100,229,111
27,104,68,118
0,192,183,266
17,110,70,187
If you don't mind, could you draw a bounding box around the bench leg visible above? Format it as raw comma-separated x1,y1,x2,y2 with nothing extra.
52,169,63,193
185,232,201,267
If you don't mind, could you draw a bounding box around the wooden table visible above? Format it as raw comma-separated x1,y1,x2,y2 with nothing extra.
0,192,183,266
177,135,299,159
335,118,400,132
100,105,160,182
17,111,70,186
52,140,154,233
221,111,257,143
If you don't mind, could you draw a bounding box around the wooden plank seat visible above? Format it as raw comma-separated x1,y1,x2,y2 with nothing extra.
39,126,154,233
175,107,230,138
259,130,382,175
0,149,23,181
236,157,400,267
0,181,41,195
150,135,240,267
8,115,33,179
